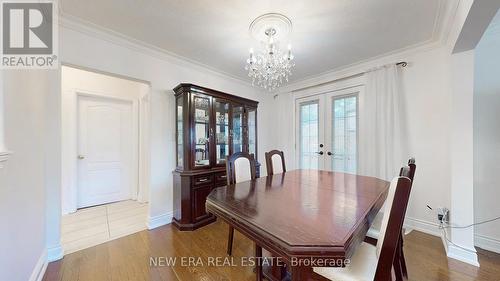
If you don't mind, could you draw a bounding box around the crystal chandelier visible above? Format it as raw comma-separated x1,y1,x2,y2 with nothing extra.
245,14,295,91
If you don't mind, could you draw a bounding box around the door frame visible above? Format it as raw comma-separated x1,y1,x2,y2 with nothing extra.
63,85,151,214
293,79,364,171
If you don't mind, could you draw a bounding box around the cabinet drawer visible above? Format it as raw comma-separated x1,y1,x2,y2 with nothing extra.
193,174,213,186
215,172,227,184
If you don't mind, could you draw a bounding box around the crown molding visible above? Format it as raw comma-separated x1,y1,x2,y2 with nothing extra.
59,13,255,90
434,0,461,46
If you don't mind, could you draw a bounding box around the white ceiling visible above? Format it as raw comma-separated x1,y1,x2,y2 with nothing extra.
61,0,448,83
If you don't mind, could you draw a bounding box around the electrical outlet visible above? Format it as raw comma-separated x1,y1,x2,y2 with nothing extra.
437,207,449,223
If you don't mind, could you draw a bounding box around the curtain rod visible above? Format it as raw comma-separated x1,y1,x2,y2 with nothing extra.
396,61,408,67
284,61,409,95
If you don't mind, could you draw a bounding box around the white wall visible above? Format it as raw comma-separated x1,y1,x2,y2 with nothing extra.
60,66,149,214
400,47,453,229
474,27,500,252
0,70,55,281
272,46,454,233
448,50,477,265
56,20,275,231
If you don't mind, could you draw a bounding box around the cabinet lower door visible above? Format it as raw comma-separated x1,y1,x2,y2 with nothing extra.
192,185,213,221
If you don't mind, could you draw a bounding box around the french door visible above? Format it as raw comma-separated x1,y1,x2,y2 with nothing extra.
296,87,361,173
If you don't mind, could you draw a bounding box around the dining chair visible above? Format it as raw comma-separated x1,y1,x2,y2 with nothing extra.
225,152,257,256
365,158,416,281
265,150,286,176
367,158,417,240
312,176,413,281
393,158,416,280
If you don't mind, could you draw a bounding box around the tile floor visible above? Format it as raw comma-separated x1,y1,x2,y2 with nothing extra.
61,200,148,254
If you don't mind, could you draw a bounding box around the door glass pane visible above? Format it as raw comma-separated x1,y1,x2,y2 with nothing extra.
214,100,230,164
248,108,256,156
232,106,244,153
332,95,357,173
299,101,319,169
193,95,210,167
176,96,183,168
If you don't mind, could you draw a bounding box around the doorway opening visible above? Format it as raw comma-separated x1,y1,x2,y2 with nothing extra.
60,65,151,254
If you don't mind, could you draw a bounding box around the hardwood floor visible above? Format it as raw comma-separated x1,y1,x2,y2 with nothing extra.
43,220,500,281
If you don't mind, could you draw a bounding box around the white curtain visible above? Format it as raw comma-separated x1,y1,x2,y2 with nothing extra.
358,65,407,181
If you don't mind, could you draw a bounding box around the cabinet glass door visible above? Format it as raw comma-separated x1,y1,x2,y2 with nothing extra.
193,95,211,167
247,107,257,156
214,99,230,165
176,96,184,168
232,105,244,153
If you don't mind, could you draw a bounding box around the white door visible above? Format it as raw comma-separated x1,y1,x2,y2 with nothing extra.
77,96,134,208
296,87,361,172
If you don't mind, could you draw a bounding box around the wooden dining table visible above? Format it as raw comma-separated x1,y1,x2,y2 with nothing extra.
205,169,390,281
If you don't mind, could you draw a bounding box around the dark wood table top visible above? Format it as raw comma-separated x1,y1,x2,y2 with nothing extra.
206,169,389,261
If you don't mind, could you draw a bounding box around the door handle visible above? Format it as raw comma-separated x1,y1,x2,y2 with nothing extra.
327,152,333,156
78,155,85,160
316,151,324,155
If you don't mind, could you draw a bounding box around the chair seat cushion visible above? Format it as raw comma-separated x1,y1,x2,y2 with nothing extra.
366,212,383,239
313,242,378,281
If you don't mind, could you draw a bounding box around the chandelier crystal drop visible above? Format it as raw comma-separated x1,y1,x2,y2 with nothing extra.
245,27,295,91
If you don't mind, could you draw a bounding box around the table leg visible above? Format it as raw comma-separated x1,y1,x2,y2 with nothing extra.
291,266,316,281
261,252,287,281
255,244,262,281
227,226,234,256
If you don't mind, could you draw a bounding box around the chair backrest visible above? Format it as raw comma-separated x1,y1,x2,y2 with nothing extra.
226,152,256,185
265,150,286,176
374,176,413,281
399,157,416,183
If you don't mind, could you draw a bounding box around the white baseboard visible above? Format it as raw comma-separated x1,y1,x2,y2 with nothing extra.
404,216,441,237
404,217,480,267
147,211,173,230
47,244,63,262
475,234,500,254
29,249,48,281
447,244,480,267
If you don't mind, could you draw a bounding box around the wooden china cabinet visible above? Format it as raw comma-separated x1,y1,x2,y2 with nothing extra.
172,83,260,230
